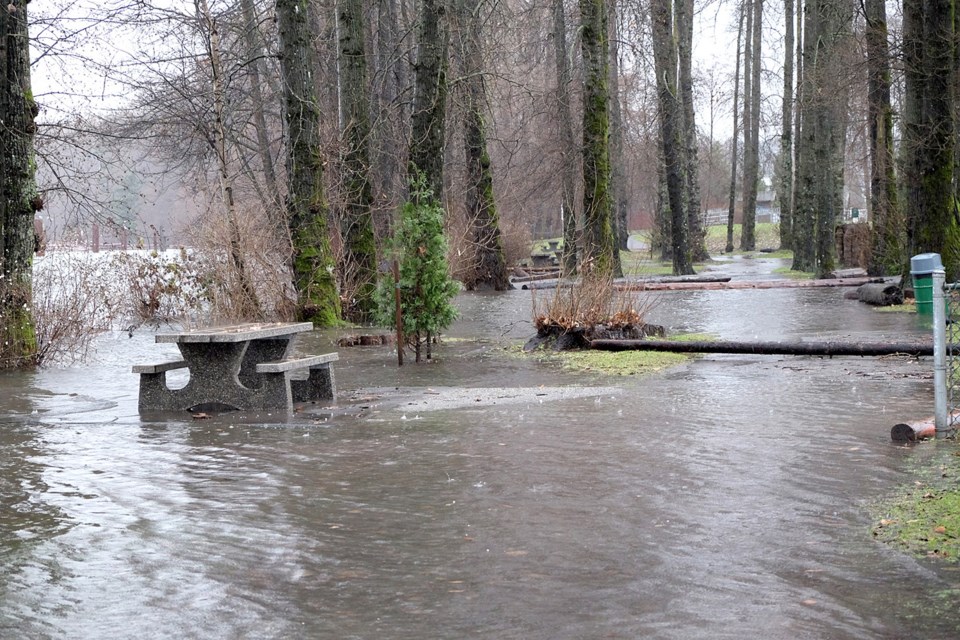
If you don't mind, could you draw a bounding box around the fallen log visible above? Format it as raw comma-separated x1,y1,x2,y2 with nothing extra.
891,412,960,441
890,419,936,442
589,338,936,357
515,273,733,291
857,282,903,306
616,276,884,292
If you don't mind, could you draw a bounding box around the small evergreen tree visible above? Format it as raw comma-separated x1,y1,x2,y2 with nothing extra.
374,175,459,362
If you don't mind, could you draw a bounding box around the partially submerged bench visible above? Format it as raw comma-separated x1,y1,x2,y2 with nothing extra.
133,323,338,413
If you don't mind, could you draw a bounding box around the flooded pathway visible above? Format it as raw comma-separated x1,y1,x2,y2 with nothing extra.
2,256,959,639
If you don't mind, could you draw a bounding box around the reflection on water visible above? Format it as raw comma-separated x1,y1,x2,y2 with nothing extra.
1,280,959,639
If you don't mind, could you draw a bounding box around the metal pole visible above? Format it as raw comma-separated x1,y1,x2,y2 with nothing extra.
394,259,404,367
933,269,948,437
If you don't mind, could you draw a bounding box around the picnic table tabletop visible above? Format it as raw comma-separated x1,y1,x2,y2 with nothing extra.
155,322,314,344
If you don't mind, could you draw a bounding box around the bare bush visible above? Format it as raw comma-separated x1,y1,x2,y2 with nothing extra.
182,203,298,323
109,249,210,327
32,252,124,365
527,273,661,350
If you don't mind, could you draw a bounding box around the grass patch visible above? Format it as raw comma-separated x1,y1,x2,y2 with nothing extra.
705,222,781,254
773,266,815,279
548,332,715,376
875,302,917,313
873,453,960,562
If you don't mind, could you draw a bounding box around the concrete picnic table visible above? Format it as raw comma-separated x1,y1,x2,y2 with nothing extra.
133,322,338,413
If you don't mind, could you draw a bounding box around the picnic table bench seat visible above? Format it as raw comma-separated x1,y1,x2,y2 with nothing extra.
132,360,188,375
256,353,339,404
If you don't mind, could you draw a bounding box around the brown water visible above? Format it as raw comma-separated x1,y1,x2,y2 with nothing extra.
2,257,959,639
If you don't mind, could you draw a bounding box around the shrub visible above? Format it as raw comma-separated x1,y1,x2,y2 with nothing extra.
374,175,459,362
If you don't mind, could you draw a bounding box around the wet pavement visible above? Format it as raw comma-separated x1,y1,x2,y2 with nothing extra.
2,255,960,639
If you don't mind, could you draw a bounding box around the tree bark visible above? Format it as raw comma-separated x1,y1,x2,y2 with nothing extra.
579,0,623,277
554,0,580,275
277,0,341,325
196,0,262,317
409,0,449,202
778,0,795,250
0,0,39,368
651,0,694,275
240,0,282,210
740,0,762,251
903,0,958,280
864,0,902,276
608,0,630,252
677,0,708,261
726,3,745,254
457,0,509,291
793,0,850,275
338,0,378,319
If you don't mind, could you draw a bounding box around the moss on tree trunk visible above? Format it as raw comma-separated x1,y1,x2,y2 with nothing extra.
277,0,341,326
0,0,39,368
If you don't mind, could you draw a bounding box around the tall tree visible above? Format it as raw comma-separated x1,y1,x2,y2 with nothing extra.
554,0,580,274
740,0,762,251
338,0,378,318
608,0,630,252
0,0,39,368
579,0,623,277
778,0,795,250
677,0,708,260
902,0,959,279
792,0,852,275
864,0,902,275
726,3,745,254
410,0,449,202
239,0,281,209
277,0,341,325
651,0,694,275
195,0,261,317
457,0,509,290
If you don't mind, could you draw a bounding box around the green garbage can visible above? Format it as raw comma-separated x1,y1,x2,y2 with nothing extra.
910,253,944,315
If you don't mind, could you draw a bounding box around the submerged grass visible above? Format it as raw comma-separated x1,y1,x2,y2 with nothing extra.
875,302,917,313
541,333,715,376
873,449,960,562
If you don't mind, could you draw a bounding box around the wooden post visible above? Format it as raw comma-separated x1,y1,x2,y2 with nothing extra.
394,259,404,366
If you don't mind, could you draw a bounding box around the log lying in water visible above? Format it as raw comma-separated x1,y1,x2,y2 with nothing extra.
890,419,936,442
589,339,935,357
616,276,883,292
514,273,732,291
857,282,904,306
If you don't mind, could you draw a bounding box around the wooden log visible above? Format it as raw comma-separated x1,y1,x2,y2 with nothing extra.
857,282,904,306
828,267,868,279
891,419,936,442
616,276,884,292
589,338,936,357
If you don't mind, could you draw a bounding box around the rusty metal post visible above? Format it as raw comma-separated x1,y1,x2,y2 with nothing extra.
394,259,404,367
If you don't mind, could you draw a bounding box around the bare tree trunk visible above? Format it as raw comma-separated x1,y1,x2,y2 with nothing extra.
240,0,282,210
778,0,795,250
677,0,708,260
338,0,378,319
864,0,902,275
579,0,623,277
554,0,579,275
903,0,958,279
409,0,449,202
457,0,509,290
196,0,261,317
792,0,851,275
277,0,341,325
0,0,39,368
726,3,745,254
740,0,762,251
608,0,630,252
651,0,694,275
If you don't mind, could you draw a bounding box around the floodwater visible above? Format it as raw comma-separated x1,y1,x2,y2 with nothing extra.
2,256,959,639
